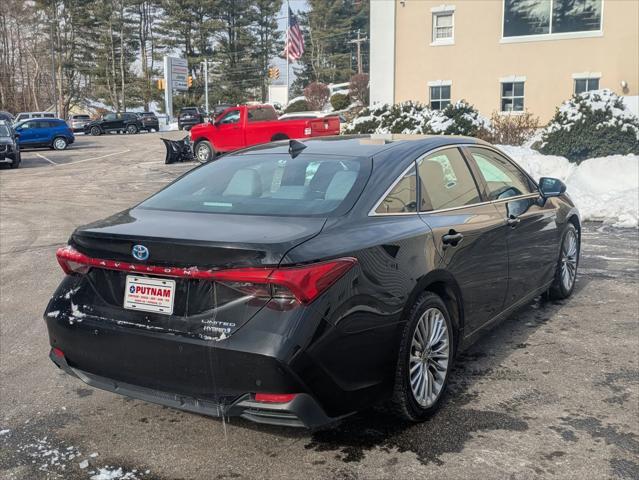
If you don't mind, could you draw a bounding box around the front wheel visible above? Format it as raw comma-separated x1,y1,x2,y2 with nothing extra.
126,124,138,134
547,223,579,299
9,153,20,169
90,126,101,136
194,140,215,162
52,137,68,150
391,292,453,421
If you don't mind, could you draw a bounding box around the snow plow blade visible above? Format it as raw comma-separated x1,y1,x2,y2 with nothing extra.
162,137,194,164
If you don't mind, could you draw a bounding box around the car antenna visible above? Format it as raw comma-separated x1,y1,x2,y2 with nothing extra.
288,139,307,158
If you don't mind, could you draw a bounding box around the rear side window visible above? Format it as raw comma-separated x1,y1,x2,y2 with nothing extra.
417,148,481,211
248,107,278,122
140,154,369,217
468,147,533,200
375,165,418,214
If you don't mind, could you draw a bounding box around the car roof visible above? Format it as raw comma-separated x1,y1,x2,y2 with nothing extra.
230,134,490,159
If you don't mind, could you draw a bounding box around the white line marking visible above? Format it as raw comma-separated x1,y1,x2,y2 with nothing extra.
35,153,57,165
61,149,131,166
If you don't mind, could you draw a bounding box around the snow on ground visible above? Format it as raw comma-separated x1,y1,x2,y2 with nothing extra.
498,145,639,228
159,121,178,132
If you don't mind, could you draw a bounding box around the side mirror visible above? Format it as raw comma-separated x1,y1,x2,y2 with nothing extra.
14,133,20,139
538,177,566,197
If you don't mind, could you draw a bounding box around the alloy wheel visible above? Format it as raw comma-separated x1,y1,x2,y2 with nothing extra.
54,138,67,150
196,144,210,162
561,229,578,290
409,307,450,408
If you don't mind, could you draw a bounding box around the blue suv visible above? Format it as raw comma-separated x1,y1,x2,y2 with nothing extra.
14,118,75,150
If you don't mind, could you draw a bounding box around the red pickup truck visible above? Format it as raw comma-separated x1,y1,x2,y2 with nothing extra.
189,104,340,161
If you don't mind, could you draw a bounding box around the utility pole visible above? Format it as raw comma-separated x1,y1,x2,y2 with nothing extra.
203,59,209,114
285,1,290,105
349,29,368,75
50,5,58,117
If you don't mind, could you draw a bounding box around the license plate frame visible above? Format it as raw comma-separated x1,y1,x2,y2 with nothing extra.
123,275,176,315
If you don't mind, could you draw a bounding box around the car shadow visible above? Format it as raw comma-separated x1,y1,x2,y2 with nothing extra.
221,277,592,465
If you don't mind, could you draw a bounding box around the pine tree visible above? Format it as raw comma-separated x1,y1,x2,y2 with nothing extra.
292,0,368,93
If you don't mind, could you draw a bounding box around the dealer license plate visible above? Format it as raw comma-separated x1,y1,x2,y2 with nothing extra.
123,275,175,315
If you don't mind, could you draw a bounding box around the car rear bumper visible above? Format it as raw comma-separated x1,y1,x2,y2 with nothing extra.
45,313,339,428
178,119,202,127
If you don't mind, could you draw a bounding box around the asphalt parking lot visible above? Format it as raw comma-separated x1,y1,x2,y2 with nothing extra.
1,133,638,480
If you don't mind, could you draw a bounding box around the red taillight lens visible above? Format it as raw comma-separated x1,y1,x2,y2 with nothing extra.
55,246,356,304
52,347,65,359
56,247,91,275
254,393,297,403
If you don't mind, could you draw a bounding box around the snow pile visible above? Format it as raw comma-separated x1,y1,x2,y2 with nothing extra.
499,145,639,228
159,121,178,132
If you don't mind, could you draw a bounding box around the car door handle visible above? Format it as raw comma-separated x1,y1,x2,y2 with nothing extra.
507,216,521,227
442,231,463,247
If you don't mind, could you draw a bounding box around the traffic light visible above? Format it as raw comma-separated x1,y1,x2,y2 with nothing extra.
268,67,280,80
157,79,165,90
188,76,193,88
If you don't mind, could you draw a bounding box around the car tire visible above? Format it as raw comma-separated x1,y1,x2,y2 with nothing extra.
391,291,454,422
126,124,138,134
178,125,183,131
547,223,579,300
52,137,68,150
90,126,101,136
9,154,20,169
194,140,215,163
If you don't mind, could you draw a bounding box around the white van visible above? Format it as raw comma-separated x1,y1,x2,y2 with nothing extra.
14,112,57,122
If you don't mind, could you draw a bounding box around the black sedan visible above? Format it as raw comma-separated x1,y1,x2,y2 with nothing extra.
45,135,580,428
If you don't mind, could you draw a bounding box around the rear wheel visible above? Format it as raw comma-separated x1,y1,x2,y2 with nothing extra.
52,137,68,150
547,223,579,299
90,126,101,136
194,140,215,162
126,124,138,134
391,292,453,421
271,133,289,141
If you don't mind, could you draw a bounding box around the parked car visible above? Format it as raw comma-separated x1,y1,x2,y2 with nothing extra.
14,111,56,122
178,107,206,130
0,121,21,168
67,114,91,132
84,112,143,135
138,112,159,132
211,103,235,119
190,104,340,162
45,135,580,428
0,111,15,123
14,118,74,150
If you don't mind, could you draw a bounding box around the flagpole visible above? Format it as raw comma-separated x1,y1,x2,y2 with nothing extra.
286,0,290,106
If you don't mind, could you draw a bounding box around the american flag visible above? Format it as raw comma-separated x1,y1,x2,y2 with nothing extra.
283,7,304,61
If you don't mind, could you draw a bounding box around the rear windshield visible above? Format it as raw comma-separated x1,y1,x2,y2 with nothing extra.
73,115,90,119
140,153,370,216
181,108,198,113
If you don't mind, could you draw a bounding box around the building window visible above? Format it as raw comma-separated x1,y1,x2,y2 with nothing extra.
503,0,602,38
430,85,451,110
432,12,454,43
574,77,600,94
501,81,525,112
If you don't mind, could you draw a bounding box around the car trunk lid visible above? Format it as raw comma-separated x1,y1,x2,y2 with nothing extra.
64,208,326,339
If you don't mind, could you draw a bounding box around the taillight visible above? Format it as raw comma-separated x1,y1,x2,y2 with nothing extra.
210,258,357,304
55,246,356,304
56,247,91,275
254,393,297,403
